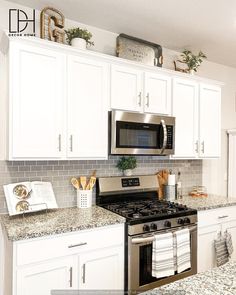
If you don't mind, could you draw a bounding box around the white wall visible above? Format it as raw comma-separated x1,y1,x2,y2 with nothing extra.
0,0,236,195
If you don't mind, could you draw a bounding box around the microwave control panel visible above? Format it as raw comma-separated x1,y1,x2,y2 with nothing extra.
166,125,174,149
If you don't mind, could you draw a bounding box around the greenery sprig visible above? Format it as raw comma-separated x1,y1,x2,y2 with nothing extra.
180,50,207,72
65,27,94,46
116,156,137,171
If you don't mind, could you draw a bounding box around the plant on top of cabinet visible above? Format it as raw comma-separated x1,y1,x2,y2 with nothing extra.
65,27,94,49
174,50,207,74
116,156,137,176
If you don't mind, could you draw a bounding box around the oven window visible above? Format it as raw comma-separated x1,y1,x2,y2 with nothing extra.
139,244,157,285
116,121,160,149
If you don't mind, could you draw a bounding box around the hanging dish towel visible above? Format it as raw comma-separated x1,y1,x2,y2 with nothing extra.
214,232,229,267
152,232,175,278
225,230,234,257
175,229,191,273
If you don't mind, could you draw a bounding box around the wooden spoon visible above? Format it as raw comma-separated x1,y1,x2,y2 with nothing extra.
80,176,87,190
71,177,80,190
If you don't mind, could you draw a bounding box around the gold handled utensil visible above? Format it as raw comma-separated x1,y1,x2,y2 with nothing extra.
71,177,80,190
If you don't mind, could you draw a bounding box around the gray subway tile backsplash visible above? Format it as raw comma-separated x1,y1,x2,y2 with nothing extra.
0,156,202,214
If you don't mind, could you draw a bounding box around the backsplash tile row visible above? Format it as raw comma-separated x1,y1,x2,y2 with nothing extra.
0,157,202,213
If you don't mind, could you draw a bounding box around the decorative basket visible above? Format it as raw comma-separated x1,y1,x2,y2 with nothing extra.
77,190,92,208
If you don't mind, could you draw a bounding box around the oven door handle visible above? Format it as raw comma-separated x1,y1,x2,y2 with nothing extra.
160,119,167,154
131,236,155,244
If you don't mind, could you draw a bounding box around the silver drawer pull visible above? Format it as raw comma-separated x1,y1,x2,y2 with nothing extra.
69,267,73,287
132,236,155,244
68,242,87,248
218,215,229,219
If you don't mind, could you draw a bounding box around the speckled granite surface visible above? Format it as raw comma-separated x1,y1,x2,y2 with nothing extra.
142,261,236,295
176,195,236,211
0,206,125,241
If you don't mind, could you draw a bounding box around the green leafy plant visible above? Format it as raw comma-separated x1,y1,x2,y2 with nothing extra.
179,50,207,72
116,156,137,171
65,27,94,46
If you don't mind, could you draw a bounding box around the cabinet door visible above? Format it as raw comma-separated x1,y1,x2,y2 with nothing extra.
67,55,109,159
79,246,124,290
9,42,66,159
199,84,221,158
222,219,236,261
197,224,219,273
172,78,199,158
144,72,171,115
16,256,77,295
111,65,143,112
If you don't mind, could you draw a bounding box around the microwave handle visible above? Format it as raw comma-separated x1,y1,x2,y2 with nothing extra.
160,119,167,154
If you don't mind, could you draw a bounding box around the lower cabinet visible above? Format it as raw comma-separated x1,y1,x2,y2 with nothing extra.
197,206,236,273
16,256,77,295
7,224,124,295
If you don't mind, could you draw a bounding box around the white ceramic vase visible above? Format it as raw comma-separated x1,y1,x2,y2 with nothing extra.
71,38,87,50
123,169,132,177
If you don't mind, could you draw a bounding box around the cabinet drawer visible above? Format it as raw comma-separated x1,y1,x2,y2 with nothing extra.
198,206,236,228
15,224,124,266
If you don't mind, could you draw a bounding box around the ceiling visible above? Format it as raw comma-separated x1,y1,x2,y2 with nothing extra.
9,0,236,67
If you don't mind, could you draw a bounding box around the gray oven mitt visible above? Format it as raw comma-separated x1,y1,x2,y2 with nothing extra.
214,233,229,267
225,230,234,257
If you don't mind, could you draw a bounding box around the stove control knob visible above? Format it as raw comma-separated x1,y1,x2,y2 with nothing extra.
150,223,157,230
184,217,191,224
164,221,171,228
143,224,150,232
177,218,184,225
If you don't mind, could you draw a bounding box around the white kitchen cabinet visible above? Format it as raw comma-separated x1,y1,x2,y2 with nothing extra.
79,247,124,290
110,64,171,115
111,64,143,112
16,256,77,295
172,78,199,158
144,72,171,115
197,206,236,273
199,83,221,158
3,224,124,295
67,55,109,159
9,42,66,159
172,80,221,159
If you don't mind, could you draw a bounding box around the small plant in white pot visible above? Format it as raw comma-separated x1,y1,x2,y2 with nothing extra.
65,27,94,49
116,156,137,176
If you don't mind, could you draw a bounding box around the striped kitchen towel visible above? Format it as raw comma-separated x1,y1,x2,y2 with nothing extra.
225,230,234,257
214,233,229,267
175,228,191,273
152,232,175,278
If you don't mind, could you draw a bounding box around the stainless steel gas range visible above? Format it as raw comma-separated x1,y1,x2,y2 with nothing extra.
96,175,197,294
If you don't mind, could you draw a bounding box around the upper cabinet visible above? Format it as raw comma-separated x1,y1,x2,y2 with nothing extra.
172,79,221,159
9,42,66,159
199,84,221,158
110,64,171,115
1,35,222,160
67,55,109,159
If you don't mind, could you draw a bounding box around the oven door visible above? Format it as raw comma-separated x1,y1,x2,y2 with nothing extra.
128,225,197,293
110,111,175,155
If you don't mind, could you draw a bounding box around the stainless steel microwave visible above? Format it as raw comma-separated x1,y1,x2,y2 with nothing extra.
109,111,175,155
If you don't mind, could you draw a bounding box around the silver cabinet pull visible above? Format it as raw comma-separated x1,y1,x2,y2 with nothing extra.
146,92,150,107
68,242,87,248
218,215,229,219
70,135,73,152
58,134,62,152
82,264,86,284
138,92,142,107
201,141,205,154
69,267,73,287
195,140,199,153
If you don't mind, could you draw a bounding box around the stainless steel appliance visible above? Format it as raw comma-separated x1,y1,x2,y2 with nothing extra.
96,175,197,294
109,111,175,155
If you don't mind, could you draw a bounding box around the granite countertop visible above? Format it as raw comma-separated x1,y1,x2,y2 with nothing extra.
176,195,236,211
142,261,236,295
0,206,125,241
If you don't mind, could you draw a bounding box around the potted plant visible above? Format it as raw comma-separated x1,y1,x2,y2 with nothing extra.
65,27,94,49
116,156,137,176
179,50,207,74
